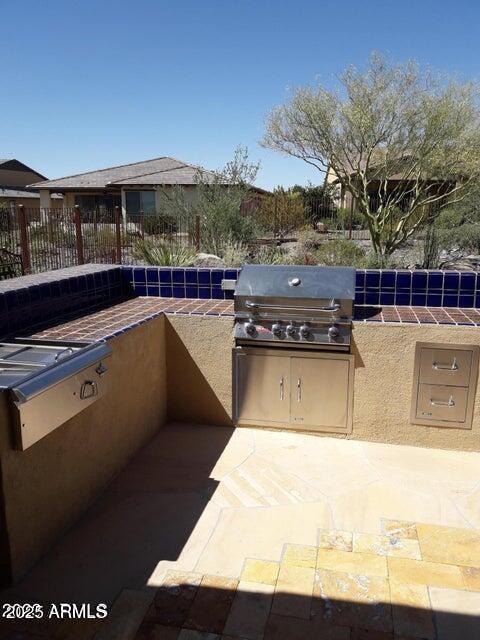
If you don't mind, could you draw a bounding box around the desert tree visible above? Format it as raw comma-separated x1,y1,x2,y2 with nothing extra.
262,53,480,260
156,146,260,255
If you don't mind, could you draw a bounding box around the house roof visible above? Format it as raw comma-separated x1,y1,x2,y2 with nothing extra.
0,187,40,199
28,156,219,190
0,159,47,181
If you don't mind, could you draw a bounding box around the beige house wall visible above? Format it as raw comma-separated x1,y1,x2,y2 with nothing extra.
0,317,167,582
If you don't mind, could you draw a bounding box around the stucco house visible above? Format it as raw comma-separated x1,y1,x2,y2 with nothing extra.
0,159,61,209
325,154,456,213
29,156,265,217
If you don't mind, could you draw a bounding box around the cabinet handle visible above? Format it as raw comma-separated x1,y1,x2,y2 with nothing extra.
297,378,301,402
433,357,458,371
430,396,455,407
280,377,284,401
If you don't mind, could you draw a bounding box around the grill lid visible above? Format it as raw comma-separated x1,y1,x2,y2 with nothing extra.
235,265,356,301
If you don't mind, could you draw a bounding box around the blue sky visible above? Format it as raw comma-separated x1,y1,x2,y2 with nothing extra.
2,0,479,189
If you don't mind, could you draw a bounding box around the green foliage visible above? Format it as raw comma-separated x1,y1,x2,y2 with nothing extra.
315,238,367,267
221,240,249,267
288,183,337,224
422,224,440,269
142,213,178,236
156,146,260,256
262,52,480,257
83,227,116,247
132,239,195,266
29,223,76,248
252,244,291,265
257,187,305,237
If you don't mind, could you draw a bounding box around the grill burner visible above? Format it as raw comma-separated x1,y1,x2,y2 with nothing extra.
234,265,355,351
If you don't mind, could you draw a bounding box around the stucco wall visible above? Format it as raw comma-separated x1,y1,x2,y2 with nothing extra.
166,315,480,452
0,317,167,582
166,315,233,426
351,322,480,450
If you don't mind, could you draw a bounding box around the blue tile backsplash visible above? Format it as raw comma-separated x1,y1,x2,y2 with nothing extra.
354,269,480,307
123,266,480,309
2,264,480,341
123,267,238,301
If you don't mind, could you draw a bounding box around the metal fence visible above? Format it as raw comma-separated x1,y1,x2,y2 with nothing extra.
0,199,374,278
0,206,201,277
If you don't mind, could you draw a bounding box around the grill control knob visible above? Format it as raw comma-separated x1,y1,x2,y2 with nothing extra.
286,324,296,336
328,325,340,339
299,324,310,338
244,321,256,336
272,323,283,337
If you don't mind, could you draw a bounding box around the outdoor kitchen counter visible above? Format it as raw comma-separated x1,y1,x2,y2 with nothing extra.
27,297,480,342
26,296,480,453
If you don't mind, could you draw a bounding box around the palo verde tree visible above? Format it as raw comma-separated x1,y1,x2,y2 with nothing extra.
262,53,480,260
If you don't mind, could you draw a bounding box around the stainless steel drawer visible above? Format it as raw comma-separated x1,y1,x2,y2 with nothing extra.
11,343,111,450
416,383,468,424
419,347,472,387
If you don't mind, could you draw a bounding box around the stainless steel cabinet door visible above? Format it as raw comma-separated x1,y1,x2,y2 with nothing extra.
290,356,351,431
235,351,290,424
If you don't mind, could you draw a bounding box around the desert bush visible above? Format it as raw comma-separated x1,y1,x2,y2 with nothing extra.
29,223,76,248
221,240,249,267
252,244,291,265
315,238,367,267
132,239,195,266
83,227,116,247
296,229,323,251
257,188,305,238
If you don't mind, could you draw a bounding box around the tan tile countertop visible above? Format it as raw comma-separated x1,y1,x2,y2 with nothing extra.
27,297,480,343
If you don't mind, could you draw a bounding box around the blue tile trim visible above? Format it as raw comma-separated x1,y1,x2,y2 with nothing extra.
353,268,479,309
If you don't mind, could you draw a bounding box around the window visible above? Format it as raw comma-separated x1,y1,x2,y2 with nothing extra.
125,191,156,214
74,194,121,211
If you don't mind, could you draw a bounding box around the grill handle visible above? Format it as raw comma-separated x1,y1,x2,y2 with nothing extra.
245,300,341,313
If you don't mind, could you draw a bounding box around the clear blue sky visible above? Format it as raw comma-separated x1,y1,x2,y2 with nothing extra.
2,0,479,190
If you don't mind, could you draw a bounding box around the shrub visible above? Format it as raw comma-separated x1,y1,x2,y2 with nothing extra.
252,244,291,265
221,240,249,267
315,238,367,267
29,223,76,248
132,239,195,266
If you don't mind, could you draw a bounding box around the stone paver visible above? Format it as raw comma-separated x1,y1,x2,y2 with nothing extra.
312,569,392,633
389,580,435,639
241,559,279,585
183,575,237,634
316,549,388,578
271,564,315,619
416,523,480,568
317,529,353,551
387,557,465,590
282,543,318,568
381,519,418,540
352,532,422,560
223,580,274,640
429,586,480,640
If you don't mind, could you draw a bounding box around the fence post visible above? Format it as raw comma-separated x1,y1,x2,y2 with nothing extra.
17,205,31,274
195,214,201,252
348,198,353,240
74,205,85,265
114,206,122,264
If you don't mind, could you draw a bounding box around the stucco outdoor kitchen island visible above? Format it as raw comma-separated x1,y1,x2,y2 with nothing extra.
1,265,480,639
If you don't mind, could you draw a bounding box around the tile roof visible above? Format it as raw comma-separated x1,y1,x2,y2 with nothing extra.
28,156,217,190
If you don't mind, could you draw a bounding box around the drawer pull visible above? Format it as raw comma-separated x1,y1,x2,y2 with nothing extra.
430,395,455,407
432,357,458,371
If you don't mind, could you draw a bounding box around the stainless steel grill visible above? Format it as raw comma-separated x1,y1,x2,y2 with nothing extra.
234,265,356,351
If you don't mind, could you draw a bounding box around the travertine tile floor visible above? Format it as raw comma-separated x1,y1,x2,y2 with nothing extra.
2,424,480,639
135,518,480,639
